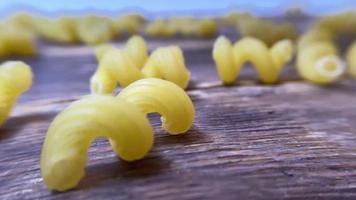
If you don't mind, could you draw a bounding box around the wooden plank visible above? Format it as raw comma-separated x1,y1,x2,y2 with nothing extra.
1,23,356,199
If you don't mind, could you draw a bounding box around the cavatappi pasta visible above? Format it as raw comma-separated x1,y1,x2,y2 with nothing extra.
0,61,33,127
315,11,356,35
236,16,297,46
76,15,115,45
144,17,217,38
296,28,346,84
91,35,190,94
212,36,293,84
41,78,195,192
346,42,356,77
0,23,37,57
112,14,145,36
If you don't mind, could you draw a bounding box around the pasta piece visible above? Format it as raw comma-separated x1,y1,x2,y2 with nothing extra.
296,29,345,84
212,36,293,84
237,16,297,46
346,42,356,77
33,16,77,43
315,11,356,35
0,24,37,57
41,78,195,191
91,36,190,94
144,18,175,37
117,78,195,134
112,14,145,35
0,61,33,127
197,19,217,38
142,46,190,89
76,15,114,45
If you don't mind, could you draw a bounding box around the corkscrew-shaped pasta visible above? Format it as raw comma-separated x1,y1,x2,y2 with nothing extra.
296,28,346,84
91,36,190,94
346,42,356,77
0,61,33,127
0,23,37,57
76,15,115,45
212,36,293,84
41,78,195,191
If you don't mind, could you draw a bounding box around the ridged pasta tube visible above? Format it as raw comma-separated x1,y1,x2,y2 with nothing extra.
91,36,190,94
212,36,293,84
41,78,195,192
346,42,356,77
296,29,345,84
0,61,33,127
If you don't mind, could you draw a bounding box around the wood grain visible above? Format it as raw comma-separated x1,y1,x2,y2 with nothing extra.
1,17,356,200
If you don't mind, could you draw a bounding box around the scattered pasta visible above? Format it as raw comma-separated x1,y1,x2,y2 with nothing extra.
296,28,346,84
91,35,190,94
346,41,356,77
41,78,195,191
0,61,33,127
212,36,293,84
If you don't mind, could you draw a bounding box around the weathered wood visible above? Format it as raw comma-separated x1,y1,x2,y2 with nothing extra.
1,20,356,199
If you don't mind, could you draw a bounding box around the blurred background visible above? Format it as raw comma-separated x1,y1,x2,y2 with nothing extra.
0,0,356,17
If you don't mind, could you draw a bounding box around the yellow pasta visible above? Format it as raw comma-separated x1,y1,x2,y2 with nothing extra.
0,61,33,127
41,78,195,191
141,46,190,89
33,16,77,43
212,36,293,84
346,41,356,77
237,16,297,46
76,15,114,45
112,14,145,35
91,36,190,94
296,28,345,84
315,11,356,35
0,23,37,57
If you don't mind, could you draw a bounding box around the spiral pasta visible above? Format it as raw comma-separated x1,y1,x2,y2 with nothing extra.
296,28,345,84
0,23,37,57
41,78,195,191
0,61,33,127
76,15,115,45
346,42,356,77
212,36,293,84
91,36,190,94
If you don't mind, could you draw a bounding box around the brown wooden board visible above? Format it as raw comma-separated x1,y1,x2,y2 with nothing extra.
1,21,356,199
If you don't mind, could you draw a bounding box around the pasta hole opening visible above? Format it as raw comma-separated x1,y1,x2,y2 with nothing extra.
315,55,346,78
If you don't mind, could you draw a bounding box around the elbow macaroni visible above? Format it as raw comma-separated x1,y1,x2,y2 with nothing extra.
0,61,33,127
91,35,190,94
212,36,293,84
41,78,195,191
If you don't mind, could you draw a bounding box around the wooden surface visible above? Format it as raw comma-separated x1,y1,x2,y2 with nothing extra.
1,21,356,199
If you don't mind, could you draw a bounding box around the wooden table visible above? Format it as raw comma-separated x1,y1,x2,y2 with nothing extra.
1,23,356,199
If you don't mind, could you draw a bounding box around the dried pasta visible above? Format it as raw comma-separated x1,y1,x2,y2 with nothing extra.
346,41,356,77
91,36,190,94
237,16,297,46
76,15,115,45
212,36,293,84
0,61,33,127
0,23,37,57
296,28,345,84
41,78,195,191
112,14,145,36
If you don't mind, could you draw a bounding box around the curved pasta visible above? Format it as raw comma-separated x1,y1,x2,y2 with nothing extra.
41,95,154,191
141,46,190,89
117,78,195,134
91,36,190,94
347,42,356,77
0,23,37,57
76,15,114,45
41,78,195,191
296,29,345,84
0,61,33,127
212,36,293,84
